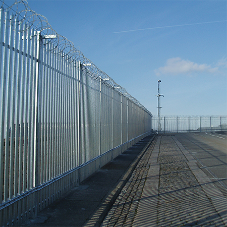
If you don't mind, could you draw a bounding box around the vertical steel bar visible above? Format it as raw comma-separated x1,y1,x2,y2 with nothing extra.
47,41,51,181
67,59,71,171
77,62,81,168
72,61,76,169
56,50,61,177
74,62,77,168
0,8,6,203
48,42,53,180
62,51,66,174
120,94,123,145
50,43,55,201
25,26,31,191
69,61,73,170
220,116,222,130
99,77,102,155
23,26,30,194
0,8,5,204
70,61,73,169
33,31,40,188
54,48,59,177
52,44,57,178
188,116,191,132
9,16,17,200
176,116,178,133
68,60,72,170
111,88,114,149
43,40,48,183
45,41,50,182
40,37,45,186
14,15,21,199
61,53,65,173
29,29,36,190
18,22,25,202
127,99,128,142
21,26,27,194
59,51,63,176
68,61,72,170
164,116,165,133
210,116,212,131
60,52,63,175
65,57,69,172
4,12,12,202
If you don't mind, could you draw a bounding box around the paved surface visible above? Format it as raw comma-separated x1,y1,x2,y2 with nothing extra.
24,133,227,226
175,132,227,196
102,134,227,226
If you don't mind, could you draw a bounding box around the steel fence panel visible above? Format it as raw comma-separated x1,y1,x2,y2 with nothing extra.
0,6,152,225
152,116,227,133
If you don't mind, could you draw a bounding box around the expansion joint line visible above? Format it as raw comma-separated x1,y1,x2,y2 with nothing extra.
179,135,227,192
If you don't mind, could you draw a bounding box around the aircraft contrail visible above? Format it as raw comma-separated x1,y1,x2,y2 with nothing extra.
113,20,227,34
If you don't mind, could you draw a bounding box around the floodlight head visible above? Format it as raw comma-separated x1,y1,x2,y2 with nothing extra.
83,63,92,66
158,80,161,82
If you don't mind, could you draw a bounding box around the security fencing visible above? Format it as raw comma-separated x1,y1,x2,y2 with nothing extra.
0,2,152,225
152,116,227,133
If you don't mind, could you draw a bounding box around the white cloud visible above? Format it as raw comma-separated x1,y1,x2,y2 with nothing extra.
155,57,219,76
217,57,227,68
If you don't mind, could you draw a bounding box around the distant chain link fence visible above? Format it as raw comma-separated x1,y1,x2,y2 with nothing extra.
152,116,227,133
0,1,152,225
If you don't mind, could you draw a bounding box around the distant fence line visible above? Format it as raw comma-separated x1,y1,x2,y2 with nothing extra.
0,4,152,226
152,116,227,133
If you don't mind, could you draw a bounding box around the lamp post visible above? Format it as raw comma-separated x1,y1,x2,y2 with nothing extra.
157,80,164,133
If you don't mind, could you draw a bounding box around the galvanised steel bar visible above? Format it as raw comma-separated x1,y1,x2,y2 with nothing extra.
8,16,16,201
14,15,21,199
4,12,12,203
0,8,5,205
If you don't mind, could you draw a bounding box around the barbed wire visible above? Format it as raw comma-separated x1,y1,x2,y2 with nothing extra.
0,0,151,114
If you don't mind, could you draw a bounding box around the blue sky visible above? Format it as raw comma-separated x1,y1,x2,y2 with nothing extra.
5,0,227,116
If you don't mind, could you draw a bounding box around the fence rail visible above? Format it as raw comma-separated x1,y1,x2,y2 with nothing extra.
0,4,152,225
152,116,227,133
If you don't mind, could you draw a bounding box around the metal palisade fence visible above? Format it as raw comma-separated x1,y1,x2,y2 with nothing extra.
0,3,152,226
152,116,227,133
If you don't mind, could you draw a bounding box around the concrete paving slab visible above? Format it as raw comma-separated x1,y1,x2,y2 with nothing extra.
102,135,226,226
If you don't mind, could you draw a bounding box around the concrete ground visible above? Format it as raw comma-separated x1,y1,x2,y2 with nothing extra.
24,133,227,226
176,132,227,197
102,133,227,226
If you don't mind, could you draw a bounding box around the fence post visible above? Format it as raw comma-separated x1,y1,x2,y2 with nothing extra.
33,31,41,216
164,116,165,133
0,8,5,205
77,62,81,180
210,116,212,132
121,94,123,146
220,116,222,130
176,116,178,133
150,114,152,133
112,87,114,151
127,98,129,142
99,76,102,157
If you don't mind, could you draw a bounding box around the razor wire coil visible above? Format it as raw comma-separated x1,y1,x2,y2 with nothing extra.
0,0,151,114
